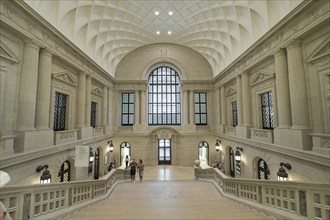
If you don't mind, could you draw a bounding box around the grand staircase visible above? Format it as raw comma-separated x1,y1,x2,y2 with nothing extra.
60,180,277,220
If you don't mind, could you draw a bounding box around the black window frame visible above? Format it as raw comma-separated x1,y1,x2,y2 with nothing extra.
53,92,67,131
121,92,134,126
91,101,97,128
194,92,207,125
231,101,238,127
148,66,181,125
261,91,274,129
258,159,270,180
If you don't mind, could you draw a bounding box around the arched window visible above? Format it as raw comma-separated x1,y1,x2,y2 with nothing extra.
148,66,181,125
258,159,270,180
58,160,70,182
120,142,131,167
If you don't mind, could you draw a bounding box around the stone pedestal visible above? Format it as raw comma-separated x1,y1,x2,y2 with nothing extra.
274,128,312,150
1,135,15,157
15,130,54,153
183,124,196,133
133,124,146,133
78,127,93,139
235,125,251,138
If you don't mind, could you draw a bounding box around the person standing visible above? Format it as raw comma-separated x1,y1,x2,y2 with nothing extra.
125,155,129,169
129,158,137,182
137,159,145,183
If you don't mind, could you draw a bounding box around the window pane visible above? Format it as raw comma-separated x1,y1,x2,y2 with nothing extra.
148,66,181,125
122,93,134,125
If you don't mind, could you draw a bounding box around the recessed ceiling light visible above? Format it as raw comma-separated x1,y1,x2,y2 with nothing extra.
168,11,173,16
168,31,172,35
156,31,160,35
154,11,159,15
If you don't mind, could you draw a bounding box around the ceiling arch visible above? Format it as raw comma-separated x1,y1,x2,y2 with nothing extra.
24,0,303,77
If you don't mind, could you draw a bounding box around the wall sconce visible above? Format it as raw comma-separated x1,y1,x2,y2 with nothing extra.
36,164,51,184
277,162,292,181
235,147,243,163
215,139,221,152
108,140,114,153
89,147,94,163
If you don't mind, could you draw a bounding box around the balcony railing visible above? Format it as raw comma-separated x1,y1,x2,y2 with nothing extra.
0,169,130,220
195,167,330,220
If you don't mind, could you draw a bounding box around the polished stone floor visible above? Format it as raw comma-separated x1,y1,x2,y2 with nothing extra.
64,166,276,220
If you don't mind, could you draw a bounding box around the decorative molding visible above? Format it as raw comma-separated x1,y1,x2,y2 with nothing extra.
92,86,102,96
226,86,236,96
251,71,274,86
52,71,78,87
0,39,19,65
306,38,330,63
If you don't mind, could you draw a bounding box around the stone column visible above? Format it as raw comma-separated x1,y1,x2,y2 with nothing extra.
134,90,140,125
242,73,251,126
284,40,311,150
76,72,86,128
85,75,91,127
108,88,113,126
183,90,189,125
102,85,108,126
236,75,243,126
274,49,291,128
140,89,146,126
36,48,52,130
189,90,194,124
17,40,40,130
220,86,226,128
286,41,310,128
214,87,221,127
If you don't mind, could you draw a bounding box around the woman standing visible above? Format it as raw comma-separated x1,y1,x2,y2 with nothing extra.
137,159,145,183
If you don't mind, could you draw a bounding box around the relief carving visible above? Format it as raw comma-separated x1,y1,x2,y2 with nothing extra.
53,71,78,87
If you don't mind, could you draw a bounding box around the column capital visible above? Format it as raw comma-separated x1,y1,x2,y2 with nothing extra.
273,48,286,58
23,39,40,49
40,48,53,58
286,39,302,49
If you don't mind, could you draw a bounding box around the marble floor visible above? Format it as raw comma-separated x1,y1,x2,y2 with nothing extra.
64,166,276,220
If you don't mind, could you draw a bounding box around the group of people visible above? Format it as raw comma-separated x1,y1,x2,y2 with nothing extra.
212,159,225,173
108,155,145,182
125,155,144,183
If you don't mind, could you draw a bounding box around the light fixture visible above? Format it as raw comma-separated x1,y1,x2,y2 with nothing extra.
108,140,114,153
215,139,221,152
168,31,172,35
168,11,173,16
154,11,159,15
277,162,292,181
89,148,94,163
235,147,243,163
36,164,51,184
156,31,160,35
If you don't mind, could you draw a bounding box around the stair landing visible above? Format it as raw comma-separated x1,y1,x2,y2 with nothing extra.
62,166,276,220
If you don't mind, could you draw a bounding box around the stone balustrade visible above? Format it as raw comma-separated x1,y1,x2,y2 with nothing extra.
225,126,236,136
251,128,274,143
0,169,130,220
195,167,330,220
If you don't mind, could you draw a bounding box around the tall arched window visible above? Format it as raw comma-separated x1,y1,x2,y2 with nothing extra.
148,66,181,125
58,160,70,182
258,159,270,180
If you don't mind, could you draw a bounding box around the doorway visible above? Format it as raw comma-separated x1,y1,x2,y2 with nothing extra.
158,139,171,165
120,142,131,167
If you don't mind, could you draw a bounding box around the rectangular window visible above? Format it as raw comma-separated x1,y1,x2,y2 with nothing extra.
231,101,238,127
194,92,207,125
54,92,67,131
261,91,274,129
122,92,134,125
91,101,97,128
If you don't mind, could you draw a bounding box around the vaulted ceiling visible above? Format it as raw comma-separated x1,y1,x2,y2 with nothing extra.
24,0,302,77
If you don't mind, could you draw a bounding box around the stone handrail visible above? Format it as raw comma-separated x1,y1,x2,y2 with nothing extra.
195,167,330,220
0,169,130,220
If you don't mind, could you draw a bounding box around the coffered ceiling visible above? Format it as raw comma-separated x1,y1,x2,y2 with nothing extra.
24,0,302,77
